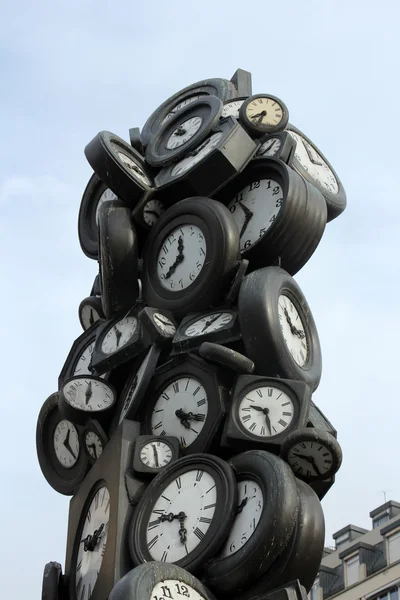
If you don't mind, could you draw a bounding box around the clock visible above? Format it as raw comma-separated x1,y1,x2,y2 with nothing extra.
139,354,228,455
36,392,89,495
108,562,218,600
98,199,140,318
235,479,324,599
78,296,104,331
84,131,155,207
215,158,327,275
171,308,241,355
139,306,177,346
308,399,337,437
238,266,322,390
133,435,180,476
254,131,297,165
221,375,311,452
81,419,109,464
239,94,289,137
280,428,343,481
142,197,240,317
90,309,143,375
58,322,105,389
78,173,118,260
140,77,237,147
203,450,298,595
221,97,247,119
131,197,166,231
41,561,62,600
199,342,254,375
154,117,257,200
146,96,223,167
287,123,347,221
59,375,117,426
128,453,237,574
111,345,162,430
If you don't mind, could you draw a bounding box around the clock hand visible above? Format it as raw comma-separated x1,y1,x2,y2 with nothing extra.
303,140,323,165
201,313,222,332
85,381,93,405
250,405,272,434
89,309,95,326
151,444,159,468
165,236,184,279
174,125,187,137
155,315,172,326
235,497,248,515
175,408,192,429
63,430,77,459
178,512,187,544
144,209,161,218
89,443,98,459
238,202,253,239
310,458,321,477
114,326,122,347
250,405,264,411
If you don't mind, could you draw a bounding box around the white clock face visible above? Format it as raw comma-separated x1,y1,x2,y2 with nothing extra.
288,441,334,479
75,486,110,600
238,386,294,437
153,313,176,336
150,377,208,448
53,419,80,468
118,347,153,424
161,94,207,125
151,580,206,600
221,99,246,118
63,378,115,413
288,130,339,194
114,149,151,187
156,224,207,291
80,304,101,330
95,188,117,225
278,294,308,366
171,131,224,176
257,136,282,158
146,469,217,562
220,479,263,557
140,440,173,469
143,199,165,227
184,312,233,337
227,179,284,252
84,431,103,460
100,316,138,355
166,117,203,149
73,341,95,377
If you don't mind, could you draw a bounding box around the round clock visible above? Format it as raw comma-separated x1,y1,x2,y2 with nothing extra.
78,296,104,331
84,131,154,207
36,393,89,495
287,123,346,221
239,94,289,137
81,419,109,463
255,131,297,165
171,309,241,355
41,561,62,600
133,435,180,476
59,375,117,426
71,484,111,600
280,428,343,481
140,77,237,147
142,197,239,317
216,158,327,275
128,453,237,574
221,97,247,119
203,450,298,594
145,96,223,167
131,197,166,231
139,306,177,346
238,266,322,390
108,562,218,600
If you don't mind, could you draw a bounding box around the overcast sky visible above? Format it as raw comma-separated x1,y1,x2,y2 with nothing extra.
1,0,400,596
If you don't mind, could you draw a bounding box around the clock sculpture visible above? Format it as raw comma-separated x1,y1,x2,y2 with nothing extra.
36,68,345,600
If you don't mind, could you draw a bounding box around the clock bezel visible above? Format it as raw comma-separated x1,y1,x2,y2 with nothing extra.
133,434,180,476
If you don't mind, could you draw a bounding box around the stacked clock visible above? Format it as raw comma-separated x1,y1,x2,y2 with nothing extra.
36,68,345,600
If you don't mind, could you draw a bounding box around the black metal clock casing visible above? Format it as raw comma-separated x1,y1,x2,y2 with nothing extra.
171,308,241,355
58,322,102,390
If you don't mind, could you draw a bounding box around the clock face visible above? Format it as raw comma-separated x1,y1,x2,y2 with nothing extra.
238,386,294,437
84,431,103,460
95,188,117,225
75,486,110,600
151,580,207,600
288,130,339,194
150,377,208,448
100,316,138,354
62,377,115,413
153,313,176,336
73,341,95,377
118,348,153,424
184,312,233,337
156,225,207,291
161,94,207,125
278,294,309,366
53,419,80,468
245,97,285,129
140,440,174,469
257,136,282,158
220,479,263,557
112,146,152,187
222,99,246,119
145,469,217,562
227,179,284,252
166,117,203,150
143,199,165,227
287,441,333,479
80,305,101,330
171,131,223,176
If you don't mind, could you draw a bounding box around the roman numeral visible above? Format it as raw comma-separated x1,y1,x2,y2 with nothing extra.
194,527,205,540
197,398,206,406
173,382,179,393
161,551,168,562
161,393,170,401
148,520,160,530
176,477,182,489
278,419,287,427
242,414,251,422
193,386,200,395
256,389,262,397
199,516,212,524
204,502,216,510
268,388,273,397
249,422,257,432
153,421,163,430
148,535,159,550
196,470,204,481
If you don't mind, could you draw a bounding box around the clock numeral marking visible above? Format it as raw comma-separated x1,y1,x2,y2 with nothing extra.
324,459,332,464
161,552,169,563
194,527,205,540
180,436,187,447
249,422,257,432
76,576,83,594
282,411,292,417
267,388,273,397
199,516,212,524
249,180,261,191
282,401,290,406
148,535,159,550
175,583,190,597
193,386,200,396
195,413,205,421
79,584,86,600
200,247,206,256
251,517,256,530
242,414,251,422
101,541,107,558
196,261,202,270
94,492,99,511
185,378,190,391
196,470,204,482
173,381,179,393
161,392,170,401
148,519,160,531
241,407,251,412
256,389,263,397
88,584,92,600
260,426,266,436
300,442,307,449
245,396,255,403
153,421,163,430
206,484,216,494
87,509,91,523
160,430,166,436
76,559,82,572
179,279,184,289
197,398,206,407
153,509,165,515
176,477,182,489
204,502,216,510
278,419,287,427
162,244,168,255
322,451,329,456
161,495,170,502
158,257,166,268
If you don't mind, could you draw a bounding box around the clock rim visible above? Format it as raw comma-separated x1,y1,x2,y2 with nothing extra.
239,93,289,137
